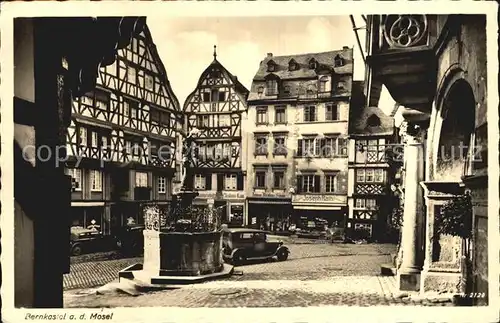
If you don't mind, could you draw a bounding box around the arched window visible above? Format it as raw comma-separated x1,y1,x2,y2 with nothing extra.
367,114,381,127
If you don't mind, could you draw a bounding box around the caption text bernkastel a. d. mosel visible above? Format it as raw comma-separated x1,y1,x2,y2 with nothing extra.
25,312,114,320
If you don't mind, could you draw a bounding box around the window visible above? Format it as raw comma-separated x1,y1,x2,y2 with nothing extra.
67,168,82,191
356,169,365,182
355,198,377,209
304,106,316,122
255,171,266,188
334,55,344,67
90,170,102,192
266,79,278,96
158,176,166,193
131,108,137,119
298,175,320,193
101,136,108,149
325,174,338,193
323,137,338,157
150,110,160,124
218,91,226,102
145,74,154,90
306,85,316,97
127,66,136,83
123,102,130,118
256,107,268,124
203,92,210,102
222,143,231,159
366,169,374,182
319,76,330,93
160,112,170,126
135,172,148,187
219,114,230,127
337,81,346,90
326,104,339,121
283,86,291,96
338,137,348,156
374,169,384,182
267,62,275,72
95,91,109,111
288,61,298,71
91,132,98,147
210,89,219,102
225,174,237,191
79,127,87,146
309,59,317,69
125,141,132,154
197,115,210,128
275,107,286,124
257,86,264,97
273,171,285,188
302,138,317,157
194,174,206,190
273,136,287,155
255,136,268,155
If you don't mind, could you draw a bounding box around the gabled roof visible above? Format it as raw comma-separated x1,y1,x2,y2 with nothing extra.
252,48,353,81
349,81,394,136
183,57,249,112
142,24,181,112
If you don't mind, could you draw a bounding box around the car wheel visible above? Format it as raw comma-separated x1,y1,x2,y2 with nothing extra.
232,252,246,266
277,249,288,261
71,244,83,256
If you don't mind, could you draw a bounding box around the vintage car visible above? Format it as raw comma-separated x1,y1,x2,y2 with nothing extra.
114,224,145,255
70,226,103,256
221,228,290,265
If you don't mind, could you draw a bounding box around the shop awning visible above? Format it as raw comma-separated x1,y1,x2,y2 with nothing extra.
293,205,342,210
71,202,105,207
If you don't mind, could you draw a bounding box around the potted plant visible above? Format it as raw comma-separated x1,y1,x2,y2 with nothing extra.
434,192,473,305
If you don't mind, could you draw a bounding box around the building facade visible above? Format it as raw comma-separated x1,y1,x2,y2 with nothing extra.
65,24,182,235
245,49,353,231
366,14,489,300
347,81,399,241
182,48,249,226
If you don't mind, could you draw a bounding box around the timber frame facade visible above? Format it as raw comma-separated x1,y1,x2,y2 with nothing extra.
182,48,250,226
65,24,182,235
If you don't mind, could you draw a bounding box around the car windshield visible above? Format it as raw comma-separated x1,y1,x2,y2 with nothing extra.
254,232,266,242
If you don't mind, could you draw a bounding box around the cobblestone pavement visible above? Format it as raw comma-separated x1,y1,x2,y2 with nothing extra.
63,242,453,307
64,258,141,290
64,276,453,307
64,243,395,290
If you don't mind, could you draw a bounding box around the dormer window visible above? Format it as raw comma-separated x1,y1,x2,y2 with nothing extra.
267,60,276,72
367,114,381,127
288,59,298,71
283,85,291,96
334,55,345,67
309,59,317,69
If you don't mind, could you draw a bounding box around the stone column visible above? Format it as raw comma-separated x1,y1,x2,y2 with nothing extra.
397,110,429,291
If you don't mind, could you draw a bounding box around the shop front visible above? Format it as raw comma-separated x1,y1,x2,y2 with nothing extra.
70,202,108,234
195,190,246,226
247,197,293,232
291,194,348,228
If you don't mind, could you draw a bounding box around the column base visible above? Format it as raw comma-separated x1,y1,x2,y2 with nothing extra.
397,272,421,291
420,269,461,294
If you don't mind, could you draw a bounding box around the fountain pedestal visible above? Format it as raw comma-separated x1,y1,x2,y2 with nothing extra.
119,190,233,285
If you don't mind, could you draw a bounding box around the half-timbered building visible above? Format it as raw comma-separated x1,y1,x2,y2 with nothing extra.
183,48,249,226
246,48,353,231
65,24,181,235
346,81,399,241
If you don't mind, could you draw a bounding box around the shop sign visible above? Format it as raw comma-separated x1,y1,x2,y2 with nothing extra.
222,191,245,199
197,190,216,199
292,194,347,204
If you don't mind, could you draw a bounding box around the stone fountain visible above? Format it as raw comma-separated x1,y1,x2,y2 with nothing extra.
119,129,234,285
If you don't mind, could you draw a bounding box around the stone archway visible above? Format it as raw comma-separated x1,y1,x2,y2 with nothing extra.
432,79,476,181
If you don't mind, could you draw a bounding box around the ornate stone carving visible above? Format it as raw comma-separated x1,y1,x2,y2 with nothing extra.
383,15,428,48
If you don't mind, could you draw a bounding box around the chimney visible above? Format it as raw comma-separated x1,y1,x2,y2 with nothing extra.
343,46,349,50
267,53,273,58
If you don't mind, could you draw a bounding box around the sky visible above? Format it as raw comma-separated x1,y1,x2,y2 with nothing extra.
147,16,367,108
